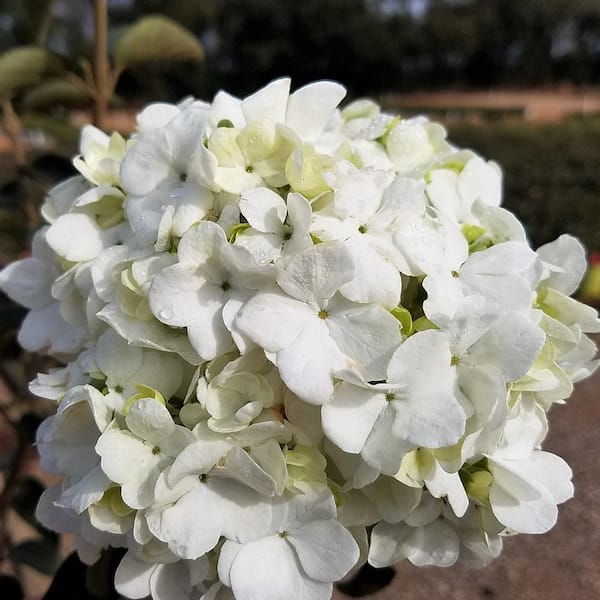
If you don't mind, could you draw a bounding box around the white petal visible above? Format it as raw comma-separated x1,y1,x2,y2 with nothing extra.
361,405,415,474
147,484,223,558
177,220,227,265
220,446,280,496
387,331,464,448
0,257,54,309
327,299,402,381
239,187,286,233
114,552,153,599
236,288,314,353
136,102,180,131
287,519,359,582
96,428,157,484
405,521,460,567
242,78,291,124
126,399,175,445
148,264,207,327
185,287,233,360
503,451,573,505
459,157,502,207
286,81,346,141
95,329,144,386
228,536,328,600
18,304,86,355
339,239,402,306
537,234,587,295
322,383,387,454
46,213,106,261
276,321,347,405
168,437,232,484
362,477,421,524
97,303,202,365
120,132,176,195
469,312,545,381
56,467,110,514
488,459,559,534
277,243,355,303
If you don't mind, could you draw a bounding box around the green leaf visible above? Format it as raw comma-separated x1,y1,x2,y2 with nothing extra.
22,78,91,111
0,46,63,99
12,476,47,531
114,15,204,72
10,538,60,575
17,412,43,445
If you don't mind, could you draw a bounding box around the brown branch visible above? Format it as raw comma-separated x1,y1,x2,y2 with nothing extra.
65,71,96,99
1,98,26,168
93,0,110,129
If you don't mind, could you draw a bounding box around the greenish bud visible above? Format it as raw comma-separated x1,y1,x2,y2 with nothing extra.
391,305,414,336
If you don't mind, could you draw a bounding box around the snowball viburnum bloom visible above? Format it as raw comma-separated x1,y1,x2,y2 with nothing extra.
0,78,596,600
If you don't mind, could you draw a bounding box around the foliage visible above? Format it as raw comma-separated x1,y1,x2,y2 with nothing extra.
0,47,63,99
114,15,204,72
22,78,92,111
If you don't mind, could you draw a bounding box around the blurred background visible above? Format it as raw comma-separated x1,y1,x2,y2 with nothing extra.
0,1,599,599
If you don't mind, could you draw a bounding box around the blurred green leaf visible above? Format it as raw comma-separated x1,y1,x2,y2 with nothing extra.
114,15,204,72
85,548,125,600
0,445,17,471
22,78,91,111
42,552,123,600
337,563,395,597
0,574,24,600
0,303,26,331
0,46,63,99
12,476,46,529
10,538,60,575
18,412,44,445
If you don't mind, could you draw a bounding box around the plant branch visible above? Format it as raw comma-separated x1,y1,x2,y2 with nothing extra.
1,98,26,168
93,0,110,129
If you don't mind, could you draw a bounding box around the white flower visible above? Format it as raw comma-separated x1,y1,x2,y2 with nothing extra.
427,156,502,223
312,165,421,306
149,221,275,359
0,229,87,354
322,330,464,474
96,397,194,509
120,104,211,196
235,187,312,264
236,242,402,404
217,484,359,600
73,125,127,186
369,494,459,568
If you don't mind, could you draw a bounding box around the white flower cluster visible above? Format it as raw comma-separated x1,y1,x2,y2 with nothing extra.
1,78,598,600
